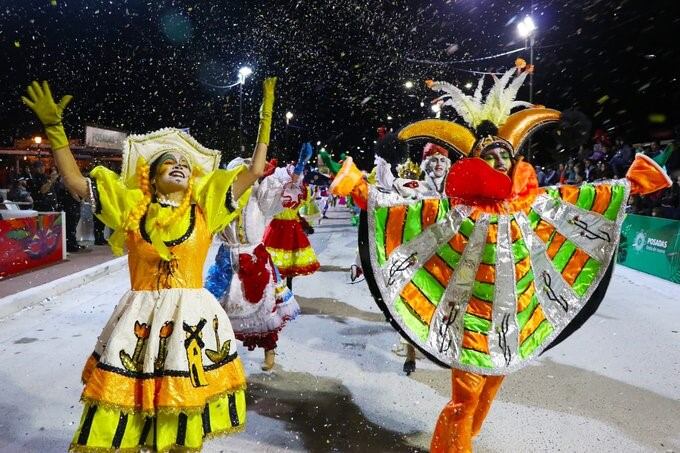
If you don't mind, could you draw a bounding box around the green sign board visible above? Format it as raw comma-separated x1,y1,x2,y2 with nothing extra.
617,214,680,283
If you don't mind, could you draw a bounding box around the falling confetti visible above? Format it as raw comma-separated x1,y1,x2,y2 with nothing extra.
0,0,676,167
648,113,667,124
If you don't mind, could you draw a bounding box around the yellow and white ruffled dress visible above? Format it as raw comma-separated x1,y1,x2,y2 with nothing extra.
71,166,250,453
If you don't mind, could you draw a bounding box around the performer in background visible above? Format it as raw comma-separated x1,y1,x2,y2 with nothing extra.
206,157,300,372
263,143,320,290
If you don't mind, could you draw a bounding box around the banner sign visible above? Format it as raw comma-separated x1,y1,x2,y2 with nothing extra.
0,213,65,278
617,214,680,283
85,126,127,150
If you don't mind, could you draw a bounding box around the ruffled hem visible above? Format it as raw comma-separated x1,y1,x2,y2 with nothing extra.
69,425,246,453
277,301,301,322
276,261,320,277
231,312,288,337
231,300,300,337
71,383,247,453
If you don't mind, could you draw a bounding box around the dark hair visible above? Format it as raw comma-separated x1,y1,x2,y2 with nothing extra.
149,157,163,180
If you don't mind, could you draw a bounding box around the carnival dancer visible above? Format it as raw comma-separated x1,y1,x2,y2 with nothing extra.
206,157,300,372
300,185,322,222
263,143,320,289
331,62,671,452
23,77,277,452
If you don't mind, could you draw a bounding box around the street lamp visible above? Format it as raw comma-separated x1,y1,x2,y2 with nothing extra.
464,82,473,89
238,66,252,84
238,66,253,152
404,81,414,89
33,136,42,144
284,111,294,152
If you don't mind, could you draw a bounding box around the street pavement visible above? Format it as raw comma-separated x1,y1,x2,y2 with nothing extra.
0,206,678,453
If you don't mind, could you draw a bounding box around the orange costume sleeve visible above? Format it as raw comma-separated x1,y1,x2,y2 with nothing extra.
625,153,673,195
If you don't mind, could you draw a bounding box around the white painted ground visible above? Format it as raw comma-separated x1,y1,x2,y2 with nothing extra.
0,206,678,453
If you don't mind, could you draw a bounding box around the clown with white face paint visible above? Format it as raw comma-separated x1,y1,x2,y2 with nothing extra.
23,77,278,453
421,143,452,193
391,142,453,198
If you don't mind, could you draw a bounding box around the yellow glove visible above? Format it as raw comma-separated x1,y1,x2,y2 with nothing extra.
256,77,277,145
21,80,73,150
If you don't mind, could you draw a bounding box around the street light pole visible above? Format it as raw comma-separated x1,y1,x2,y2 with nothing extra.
237,66,253,154
239,82,244,153
529,34,534,104
285,111,293,154
518,15,537,159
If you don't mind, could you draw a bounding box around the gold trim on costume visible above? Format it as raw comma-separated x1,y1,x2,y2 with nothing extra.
497,108,561,151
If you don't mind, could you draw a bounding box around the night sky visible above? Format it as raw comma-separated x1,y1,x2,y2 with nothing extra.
1,0,678,166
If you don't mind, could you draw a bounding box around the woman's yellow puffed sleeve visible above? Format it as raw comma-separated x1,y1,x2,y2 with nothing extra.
194,165,252,234
89,166,143,231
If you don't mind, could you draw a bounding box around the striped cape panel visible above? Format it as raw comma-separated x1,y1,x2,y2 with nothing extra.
363,180,628,374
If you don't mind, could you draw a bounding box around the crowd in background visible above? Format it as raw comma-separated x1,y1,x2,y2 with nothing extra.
535,137,680,220
2,136,679,250
1,160,110,251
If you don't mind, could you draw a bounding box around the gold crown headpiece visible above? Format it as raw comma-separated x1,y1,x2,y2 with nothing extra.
397,159,423,179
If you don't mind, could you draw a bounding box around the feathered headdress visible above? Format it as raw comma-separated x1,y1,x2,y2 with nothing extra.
399,60,561,157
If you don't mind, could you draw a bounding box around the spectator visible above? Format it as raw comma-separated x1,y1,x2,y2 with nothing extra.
567,162,584,184
558,162,567,184
658,177,680,219
544,166,558,185
55,173,86,253
647,141,661,159
609,137,634,178
7,177,33,209
85,165,107,245
594,160,609,181
589,143,606,161
27,161,58,211
535,165,545,186
584,159,597,182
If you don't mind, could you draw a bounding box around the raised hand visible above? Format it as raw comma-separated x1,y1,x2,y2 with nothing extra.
294,142,314,176
20,81,87,198
21,81,72,150
257,77,278,145
22,81,73,127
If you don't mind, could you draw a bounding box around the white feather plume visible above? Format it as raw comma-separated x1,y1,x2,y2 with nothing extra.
428,66,532,129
